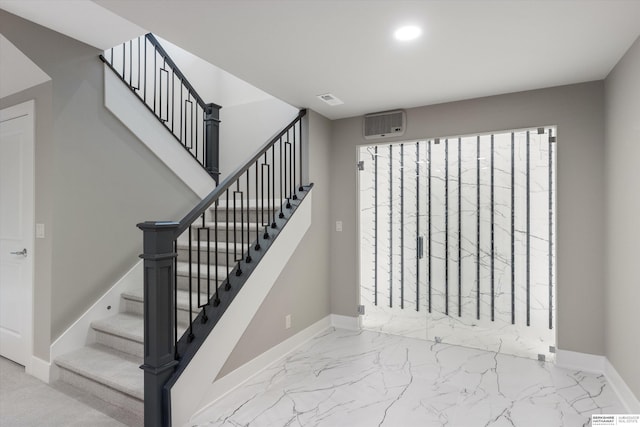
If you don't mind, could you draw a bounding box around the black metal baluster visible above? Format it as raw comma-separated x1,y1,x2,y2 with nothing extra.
445,139,449,316
458,137,462,317
416,142,420,312
197,216,202,310
292,125,298,200
173,240,178,357
549,128,554,330
476,135,481,320
279,138,285,218
374,146,378,306
213,201,220,306
136,37,140,90
389,144,393,308
226,190,231,291
271,146,277,228
171,70,175,134
188,216,194,341
286,140,292,209
246,171,252,262
428,140,432,313
255,161,261,250
143,39,147,103
153,46,157,115
400,143,404,309
511,132,515,325
298,119,304,192
234,185,244,278
526,131,531,327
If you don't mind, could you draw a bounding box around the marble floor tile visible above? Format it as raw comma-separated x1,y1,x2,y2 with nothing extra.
191,328,625,427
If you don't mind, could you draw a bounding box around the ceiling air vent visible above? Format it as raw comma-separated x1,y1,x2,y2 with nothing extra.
317,93,344,106
363,110,406,140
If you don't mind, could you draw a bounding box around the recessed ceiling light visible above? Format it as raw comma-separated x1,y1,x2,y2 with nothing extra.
394,25,422,41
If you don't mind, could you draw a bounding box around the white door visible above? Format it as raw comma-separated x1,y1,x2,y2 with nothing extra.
0,100,34,367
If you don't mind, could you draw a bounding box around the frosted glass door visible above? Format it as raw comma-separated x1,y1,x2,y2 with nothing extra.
358,127,556,361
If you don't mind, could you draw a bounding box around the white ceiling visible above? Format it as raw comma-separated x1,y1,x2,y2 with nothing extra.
2,1,640,120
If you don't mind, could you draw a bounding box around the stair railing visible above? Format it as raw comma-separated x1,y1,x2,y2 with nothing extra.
101,34,221,183
138,109,309,427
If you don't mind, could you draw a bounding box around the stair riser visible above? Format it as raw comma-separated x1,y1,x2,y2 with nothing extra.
57,368,143,418
123,297,203,326
94,330,143,361
206,207,277,223
176,274,225,292
176,247,246,265
188,225,263,244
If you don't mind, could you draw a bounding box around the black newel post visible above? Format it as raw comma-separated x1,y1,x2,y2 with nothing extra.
137,221,180,427
204,103,221,185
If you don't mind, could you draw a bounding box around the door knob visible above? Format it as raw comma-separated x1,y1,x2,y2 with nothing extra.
10,248,27,257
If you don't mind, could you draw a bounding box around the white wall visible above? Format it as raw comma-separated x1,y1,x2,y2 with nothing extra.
158,36,298,178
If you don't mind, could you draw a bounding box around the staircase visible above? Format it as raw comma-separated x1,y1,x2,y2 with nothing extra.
53,203,272,426
51,33,310,427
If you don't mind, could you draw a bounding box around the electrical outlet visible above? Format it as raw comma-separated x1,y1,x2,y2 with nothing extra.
285,314,291,329
36,223,45,239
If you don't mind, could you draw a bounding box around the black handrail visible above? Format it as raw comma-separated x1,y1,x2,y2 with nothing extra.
101,34,221,182
138,109,308,427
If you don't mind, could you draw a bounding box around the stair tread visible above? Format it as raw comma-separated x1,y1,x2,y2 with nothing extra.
123,288,212,311
176,241,250,251
55,344,143,400
176,261,234,277
92,313,143,343
191,221,264,229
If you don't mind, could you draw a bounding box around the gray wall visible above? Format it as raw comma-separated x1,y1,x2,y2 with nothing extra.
218,110,332,376
331,82,607,356
605,37,640,398
0,10,200,358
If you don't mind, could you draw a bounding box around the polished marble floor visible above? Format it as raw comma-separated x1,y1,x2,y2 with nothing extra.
191,328,625,427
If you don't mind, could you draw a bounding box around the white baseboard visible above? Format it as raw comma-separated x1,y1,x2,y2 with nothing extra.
330,314,360,330
27,356,51,383
556,349,639,413
605,359,640,413
191,314,332,423
48,260,142,381
556,349,606,373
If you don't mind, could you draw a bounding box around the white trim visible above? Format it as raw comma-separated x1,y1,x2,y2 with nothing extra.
104,65,213,199
47,260,142,382
191,315,332,422
171,190,313,427
29,356,51,383
556,350,640,413
605,359,640,413
556,349,606,373
331,314,360,330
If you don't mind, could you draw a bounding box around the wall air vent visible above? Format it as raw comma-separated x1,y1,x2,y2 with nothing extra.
363,110,406,140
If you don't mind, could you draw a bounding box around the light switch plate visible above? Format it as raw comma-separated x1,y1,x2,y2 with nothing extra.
36,223,45,239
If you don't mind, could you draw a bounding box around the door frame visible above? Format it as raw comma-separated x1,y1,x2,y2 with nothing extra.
0,100,35,373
